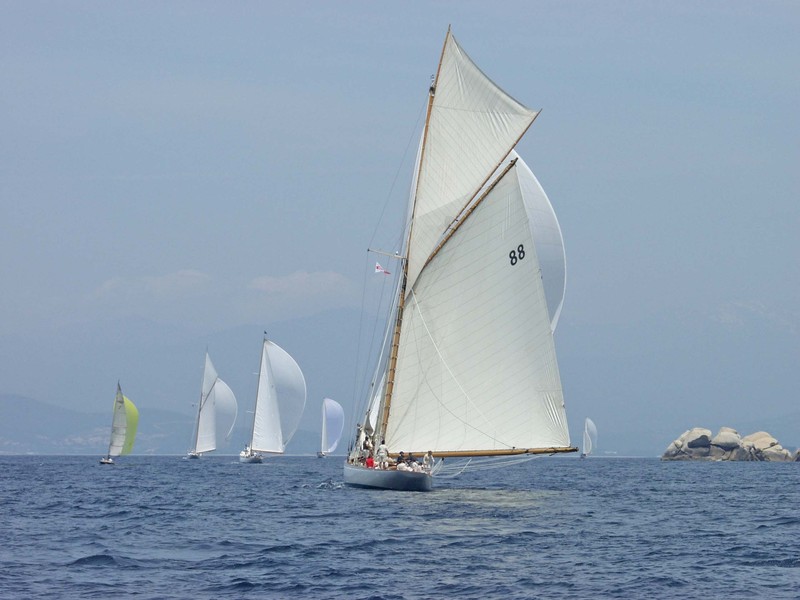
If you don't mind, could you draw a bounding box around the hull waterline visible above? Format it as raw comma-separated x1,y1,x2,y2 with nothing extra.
343,463,433,492
239,452,263,463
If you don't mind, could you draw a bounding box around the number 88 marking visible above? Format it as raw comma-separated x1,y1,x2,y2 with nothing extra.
509,244,525,266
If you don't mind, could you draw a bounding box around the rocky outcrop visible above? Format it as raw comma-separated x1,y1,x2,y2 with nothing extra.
662,427,795,461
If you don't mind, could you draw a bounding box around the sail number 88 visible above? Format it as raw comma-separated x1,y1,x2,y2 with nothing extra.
509,244,525,266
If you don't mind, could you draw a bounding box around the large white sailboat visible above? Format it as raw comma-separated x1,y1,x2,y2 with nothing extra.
186,352,238,459
240,335,307,463
344,29,576,491
100,383,138,465
317,397,345,458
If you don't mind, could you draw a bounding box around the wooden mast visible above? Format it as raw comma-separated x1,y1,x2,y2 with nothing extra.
378,28,451,441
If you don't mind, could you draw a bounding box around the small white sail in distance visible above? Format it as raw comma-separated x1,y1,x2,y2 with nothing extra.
191,352,238,455
582,418,598,457
249,338,307,454
320,398,345,455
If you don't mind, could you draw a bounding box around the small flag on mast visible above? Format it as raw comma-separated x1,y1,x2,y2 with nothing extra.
375,262,390,275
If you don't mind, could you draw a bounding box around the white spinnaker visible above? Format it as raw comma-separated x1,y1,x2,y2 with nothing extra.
194,353,219,454
321,398,345,455
583,418,597,456
268,341,307,448
386,164,570,453
213,379,237,445
405,31,539,296
514,151,566,331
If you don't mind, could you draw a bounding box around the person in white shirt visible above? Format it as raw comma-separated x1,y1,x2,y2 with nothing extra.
422,450,435,473
376,440,389,469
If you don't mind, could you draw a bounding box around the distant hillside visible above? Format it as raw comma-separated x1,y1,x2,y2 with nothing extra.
0,394,340,456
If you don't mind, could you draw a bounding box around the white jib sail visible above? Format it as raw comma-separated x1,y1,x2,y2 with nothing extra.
405,31,539,295
321,397,345,455
251,340,307,453
386,163,570,453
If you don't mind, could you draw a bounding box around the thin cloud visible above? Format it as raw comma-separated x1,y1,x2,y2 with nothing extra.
243,270,359,322
93,270,212,301
712,301,799,334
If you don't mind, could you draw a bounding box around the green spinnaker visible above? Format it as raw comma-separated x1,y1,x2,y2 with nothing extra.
121,396,138,455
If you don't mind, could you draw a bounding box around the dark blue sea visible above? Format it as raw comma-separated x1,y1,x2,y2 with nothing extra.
1,456,798,599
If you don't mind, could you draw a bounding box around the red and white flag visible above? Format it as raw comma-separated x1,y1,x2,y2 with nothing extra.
375,262,390,275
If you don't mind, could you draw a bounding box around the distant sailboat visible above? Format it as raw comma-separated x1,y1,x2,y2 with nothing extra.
100,383,138,465
343,29,576,492
187,352,238,459
581,418,597,458
240,335,307,463
317,397,344,458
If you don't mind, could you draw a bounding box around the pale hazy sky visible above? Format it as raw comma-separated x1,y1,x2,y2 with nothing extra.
2,2,798,454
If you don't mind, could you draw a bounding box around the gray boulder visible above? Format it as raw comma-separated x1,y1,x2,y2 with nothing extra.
711,427,742,450
685,428,712,448
662,427,795,462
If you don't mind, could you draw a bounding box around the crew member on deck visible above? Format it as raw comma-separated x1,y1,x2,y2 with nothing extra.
376,439,389,469
423,450,435,473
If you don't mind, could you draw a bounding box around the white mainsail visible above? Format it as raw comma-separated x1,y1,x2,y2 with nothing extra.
320,397,345,455
191,352,238,455
386,164,569,453
582,418,597,457
249,339,307,454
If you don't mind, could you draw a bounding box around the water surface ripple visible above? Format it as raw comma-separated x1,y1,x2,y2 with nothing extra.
1,456,798,599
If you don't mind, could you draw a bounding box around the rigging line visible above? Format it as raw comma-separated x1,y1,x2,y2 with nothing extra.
347,258,371,436
361,274,399,434
435,454,538,476
407,290,513,449
433,458,472,479
349,254,399,437
367,95,429,251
